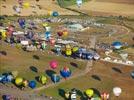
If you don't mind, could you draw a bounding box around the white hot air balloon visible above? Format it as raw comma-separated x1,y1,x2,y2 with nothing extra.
113,87,122,97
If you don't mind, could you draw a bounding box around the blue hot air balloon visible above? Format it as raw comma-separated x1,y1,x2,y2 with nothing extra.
52,11,59,17
112,41,122,49
131,71,134,79
45,31,51,40
29,80,36,89
51,74,60,83
60,67,71,79
18,18,25,29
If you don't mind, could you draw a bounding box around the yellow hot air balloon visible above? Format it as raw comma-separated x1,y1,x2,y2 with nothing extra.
42,23,48,27
48,10,52,16
72,46,79,53
0,29,6,38
15,77,23,86
65,44,71,49
66,50,72,56
63,31,68,36
39,75,47,85
85,89,94,97
23,2,30,8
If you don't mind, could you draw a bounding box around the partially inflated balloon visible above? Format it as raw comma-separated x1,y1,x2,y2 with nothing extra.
15,77,23,86
23,2,30,8
85,89,94,97
50,60,58,69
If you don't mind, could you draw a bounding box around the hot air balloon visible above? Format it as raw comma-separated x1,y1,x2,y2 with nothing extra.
6,75,13,82
15,77,23,86
23,2,30,8
85,89,94,98
76,0,82,8
50,60,58,69
57,31,63,37
50,38,56,45
63,30,68,37
29,80,36,89
131,71,134,79
8,25,14,35
101,92,109,100
51,74,60,83
11,71,18,78
60,67,71,79
39,75,47,85
72,46,79,53
112,41,122,49
113,87,122,97
22,80,28,87
65,44,72,56
18,18,25,29
42,23,48,27
52,11,59,17
41,42,47,50
65,91,70,99
0,75,7,83
70,89,77,100
48,11,53,16
45,31,51,40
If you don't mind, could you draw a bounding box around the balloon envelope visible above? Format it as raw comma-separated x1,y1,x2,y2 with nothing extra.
39,75,47,84
15,77,23,86
85,89,94,97
29,80,36,89
52,11,59,17
50,60,58,69
51,74,60,83
60,67,71,78
113,87,122,96
23,2,30,8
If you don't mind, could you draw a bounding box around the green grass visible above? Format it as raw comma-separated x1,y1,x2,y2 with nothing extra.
0,42,87,88
39,74,114,100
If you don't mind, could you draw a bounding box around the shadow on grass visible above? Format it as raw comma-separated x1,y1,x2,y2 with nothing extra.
91,75,101,81
70,62,78,68
45,70,56,77
29,66,38,73
33,55,40,60
58,88,66,100
112,67,122,73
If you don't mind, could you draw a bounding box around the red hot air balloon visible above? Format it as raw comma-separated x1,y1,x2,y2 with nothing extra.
57,31,63,37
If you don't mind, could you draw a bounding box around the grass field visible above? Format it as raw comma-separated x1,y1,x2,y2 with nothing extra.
0,41,87,87
69,0,134,16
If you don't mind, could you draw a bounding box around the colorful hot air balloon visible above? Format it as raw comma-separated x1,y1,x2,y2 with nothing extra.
60,67,71,79
101,92,109,100
51,74,60,83
15,77,23,86
42,23,48,27
39,75,47,85
50,60,58,69
85,89,94,98
50,38,56,45
29,80,36,89
8,25,14,35
22,80,28,87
